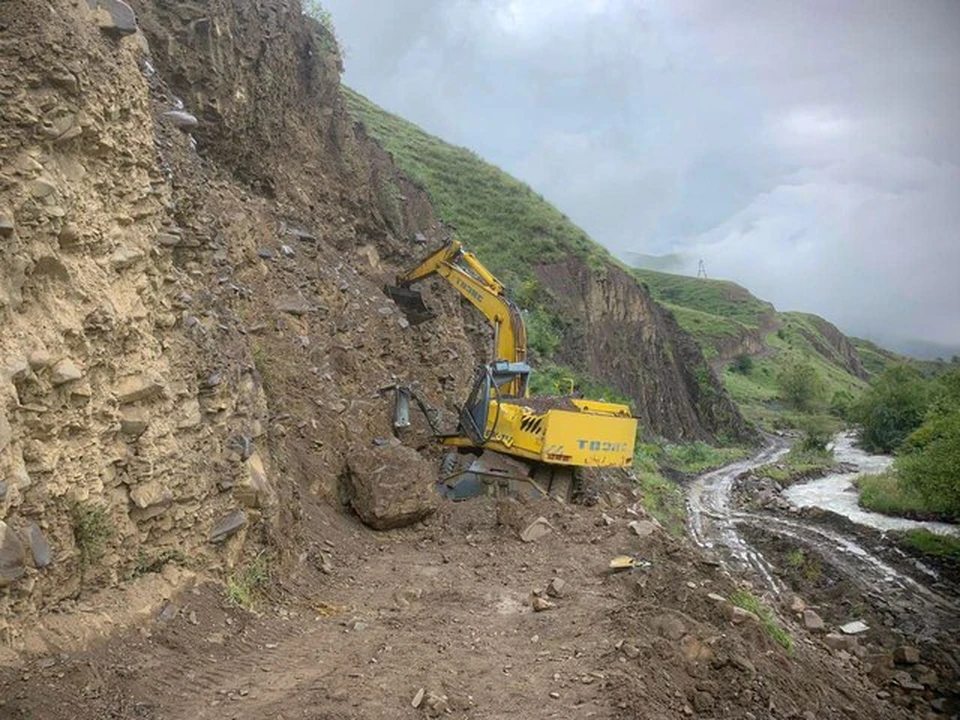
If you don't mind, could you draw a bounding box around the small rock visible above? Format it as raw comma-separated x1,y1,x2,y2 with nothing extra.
824,633,858,653
162,110,199,129
930,698,946,712
728,606,759,625
51,359,83,385
95,0,138,36
411,688,425,708
0,214,14,238
59,223,81,247
628,519,657,538
275,292,313,316
546,577,566,598
789,595,807,614
109,246,144,270
707,592,726,603
257,247,274,259
209,510,247,543
28,350,51,370
114,375,164,404
893,646,920,665
549,692,560,700
28,177,57,199
23,524,52,569
280,245,295,257
519,517,553,543
839,620,869,635
0,521,26,587
600,513,614,526
531,596,556,612
802,609,825,632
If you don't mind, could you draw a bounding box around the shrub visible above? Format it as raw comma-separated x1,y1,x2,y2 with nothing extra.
777,361,825,412
853,365,932,453
731,354,754,375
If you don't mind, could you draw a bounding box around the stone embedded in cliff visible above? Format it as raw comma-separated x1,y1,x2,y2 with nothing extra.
162,110,199,130
0,481,7,501
51,358,83,385
120,407,148,438
275,292,314,316
114,375,164,404
23,523,52,569
234,452,273,509
0,213,14,238
58,223,81,248
156,231,183,247
344,445,439,530
94,0,138,37
28,177,58,199
209,510,247,543
0,521,26,587
130,480,173,519
109,246,145,270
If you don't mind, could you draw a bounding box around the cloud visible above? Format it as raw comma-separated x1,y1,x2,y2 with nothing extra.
323,0,960,346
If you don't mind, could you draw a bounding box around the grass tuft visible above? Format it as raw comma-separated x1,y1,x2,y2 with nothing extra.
729,590,794,652
226,557,270,610
898,529,960,559
70,501,114,570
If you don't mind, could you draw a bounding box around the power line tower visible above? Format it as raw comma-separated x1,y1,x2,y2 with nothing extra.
697,259,707,279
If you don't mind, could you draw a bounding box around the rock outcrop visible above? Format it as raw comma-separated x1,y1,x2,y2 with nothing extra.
0,0,477,647
535,259,753,442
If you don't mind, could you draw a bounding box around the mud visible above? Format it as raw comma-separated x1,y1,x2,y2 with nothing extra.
690,439,960,717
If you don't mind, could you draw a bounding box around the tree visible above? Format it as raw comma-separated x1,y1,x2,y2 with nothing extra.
853,365,932,453
777,361,825,412
731,354,754,375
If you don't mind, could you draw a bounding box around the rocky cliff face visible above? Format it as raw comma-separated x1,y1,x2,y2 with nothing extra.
803,315,868,380
535,260,752,443
0,0,477,650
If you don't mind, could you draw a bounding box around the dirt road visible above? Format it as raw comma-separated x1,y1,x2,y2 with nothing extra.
0,464,938,720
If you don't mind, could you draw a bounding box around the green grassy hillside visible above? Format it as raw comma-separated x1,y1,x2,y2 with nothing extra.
344,87,611,289
633,269,876,430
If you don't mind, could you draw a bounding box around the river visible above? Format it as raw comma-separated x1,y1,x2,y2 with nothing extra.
782,432,960,537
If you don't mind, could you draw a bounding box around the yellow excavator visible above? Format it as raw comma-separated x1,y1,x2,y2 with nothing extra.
383,240,638,500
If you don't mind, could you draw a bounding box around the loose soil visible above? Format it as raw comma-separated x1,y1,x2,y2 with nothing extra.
0,485,910,720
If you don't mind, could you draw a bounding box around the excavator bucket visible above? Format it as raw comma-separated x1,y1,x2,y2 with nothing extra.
384,285,435,325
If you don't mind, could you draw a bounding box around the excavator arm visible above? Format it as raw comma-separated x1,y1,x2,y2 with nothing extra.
393,241,529,397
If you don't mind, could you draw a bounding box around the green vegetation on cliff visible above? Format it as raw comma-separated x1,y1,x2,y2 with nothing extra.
343,87,612,288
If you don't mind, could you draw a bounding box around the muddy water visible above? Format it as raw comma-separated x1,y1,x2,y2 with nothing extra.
783,432,960,537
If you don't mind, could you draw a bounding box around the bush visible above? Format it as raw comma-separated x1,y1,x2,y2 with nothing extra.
853,365,932,453
731,354,754,375
777,361,825,412
897,407,960,518
828,390,855,420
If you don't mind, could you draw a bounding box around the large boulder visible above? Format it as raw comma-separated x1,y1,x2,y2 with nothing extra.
345,445,439,530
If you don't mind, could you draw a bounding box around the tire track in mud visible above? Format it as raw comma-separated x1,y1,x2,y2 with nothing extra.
686,440,959,636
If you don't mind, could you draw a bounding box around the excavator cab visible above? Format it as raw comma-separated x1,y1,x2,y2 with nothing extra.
459,361,532,444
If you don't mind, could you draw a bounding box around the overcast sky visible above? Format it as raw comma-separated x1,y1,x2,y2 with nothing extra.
323,0,960,351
